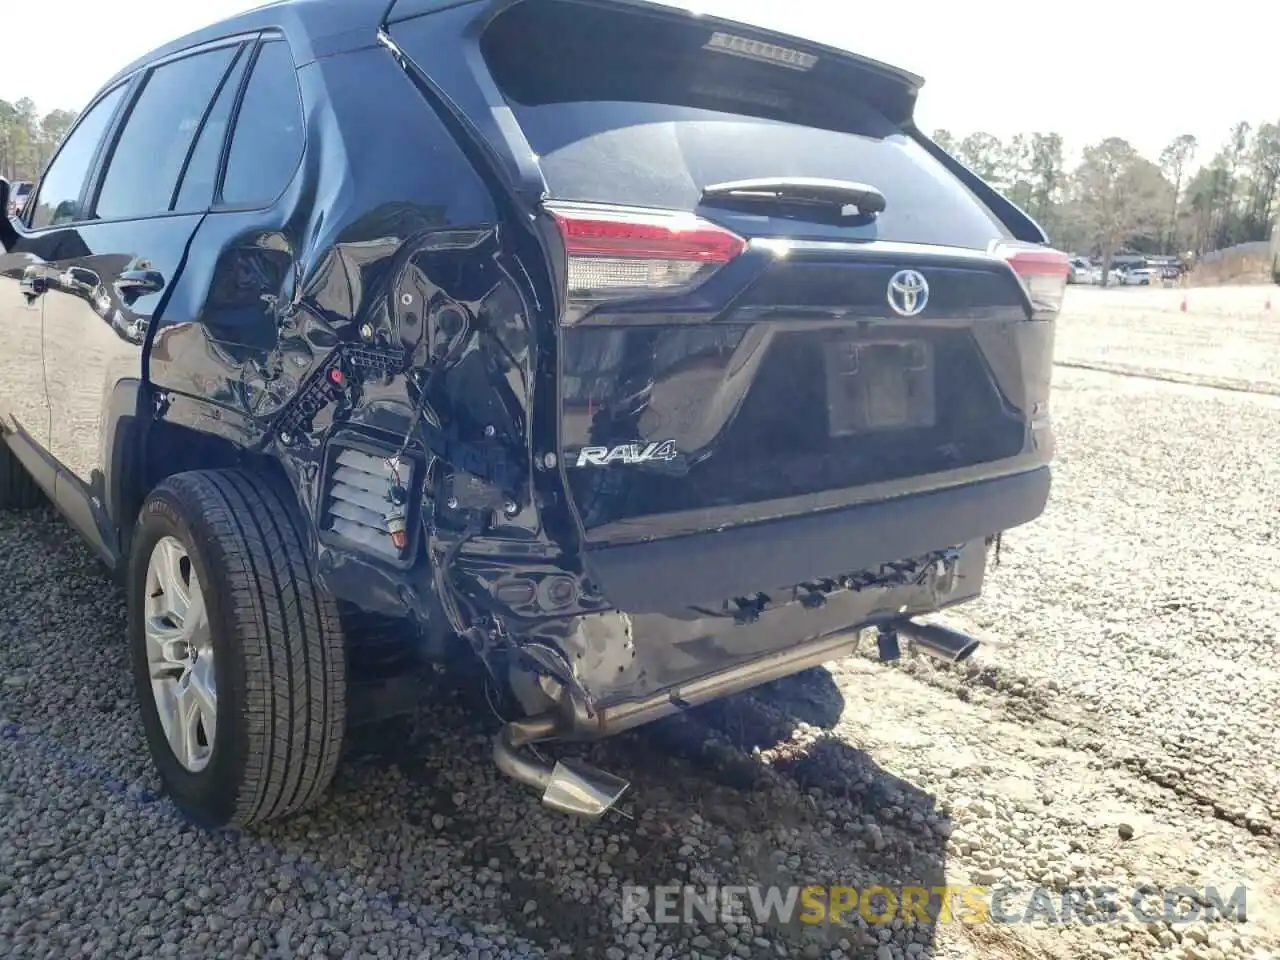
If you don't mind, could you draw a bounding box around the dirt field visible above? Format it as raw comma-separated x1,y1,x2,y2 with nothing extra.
1056,283,1280,391
2,285,1278,960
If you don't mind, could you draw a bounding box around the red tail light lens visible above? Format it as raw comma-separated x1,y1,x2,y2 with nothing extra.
994,243,1071,318
547,202,747,303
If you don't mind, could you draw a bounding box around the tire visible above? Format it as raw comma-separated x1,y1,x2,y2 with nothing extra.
0,438,43,509
128,469,346,827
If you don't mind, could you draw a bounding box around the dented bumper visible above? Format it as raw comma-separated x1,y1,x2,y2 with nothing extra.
581,467,1049,614
528,537,990,739
320,467,1043,725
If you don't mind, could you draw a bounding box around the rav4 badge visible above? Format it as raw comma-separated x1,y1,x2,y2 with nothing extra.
575,440,679,468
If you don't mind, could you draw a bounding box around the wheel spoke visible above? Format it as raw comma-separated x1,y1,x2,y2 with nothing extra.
145,617,187,677
160,683,188,765
145,614,183,646
176,681,202,769
143,535,216,773
155,538,190,625
187,660,217,750
149,663,184,682
184,576,208,645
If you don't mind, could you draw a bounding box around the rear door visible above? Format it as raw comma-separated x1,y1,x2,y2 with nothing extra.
0,84,127,460
143,36,309,414
39,38,248,550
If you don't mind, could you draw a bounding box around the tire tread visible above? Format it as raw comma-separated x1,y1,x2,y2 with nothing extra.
158,469,345,825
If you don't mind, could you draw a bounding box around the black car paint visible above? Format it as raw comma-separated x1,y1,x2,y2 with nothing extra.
2,9,569,653
554,242,1051,543
1,0,1055,716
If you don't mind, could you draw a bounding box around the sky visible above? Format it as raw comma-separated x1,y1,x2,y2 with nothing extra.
2,0,1277,169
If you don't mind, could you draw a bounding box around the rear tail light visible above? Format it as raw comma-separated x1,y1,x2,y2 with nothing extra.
546,202,747,304
994,243,1070,318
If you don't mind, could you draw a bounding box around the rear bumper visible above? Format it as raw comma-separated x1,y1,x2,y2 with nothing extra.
585,541,988,727
583,467,1051,613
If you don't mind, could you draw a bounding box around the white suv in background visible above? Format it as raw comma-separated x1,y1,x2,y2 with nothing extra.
1120,264,1159,286
5,181,33,218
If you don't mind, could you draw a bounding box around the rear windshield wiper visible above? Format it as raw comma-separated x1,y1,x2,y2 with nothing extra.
701,177,887,217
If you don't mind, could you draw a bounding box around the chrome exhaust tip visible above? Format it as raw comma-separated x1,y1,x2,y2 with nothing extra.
493,721,629,818
541,758,630,817
898,620,981,664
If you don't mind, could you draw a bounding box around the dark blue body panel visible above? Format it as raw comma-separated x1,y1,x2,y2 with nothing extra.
1,0,1057,715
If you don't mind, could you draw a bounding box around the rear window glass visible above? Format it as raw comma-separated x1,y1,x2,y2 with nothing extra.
480,1,1007,249
220,41,304,208
96,46,238,220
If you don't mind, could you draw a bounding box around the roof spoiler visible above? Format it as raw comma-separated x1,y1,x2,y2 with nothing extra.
384,0,925,126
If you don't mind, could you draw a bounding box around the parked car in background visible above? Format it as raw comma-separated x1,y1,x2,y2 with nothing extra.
6,181,33,218
1067,257,1091,284
1119,263,1158,286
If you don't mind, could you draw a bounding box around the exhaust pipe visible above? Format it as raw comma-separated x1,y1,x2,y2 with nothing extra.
492,627,869,813
492,717,630,818
490,620,974,813
896,620,981,664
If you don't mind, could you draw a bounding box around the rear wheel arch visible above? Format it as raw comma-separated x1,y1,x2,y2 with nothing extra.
110,387,300,560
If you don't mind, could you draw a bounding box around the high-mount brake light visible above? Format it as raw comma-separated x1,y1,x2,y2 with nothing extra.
994,243,1071,319
547,203,747,304
704,32,819,72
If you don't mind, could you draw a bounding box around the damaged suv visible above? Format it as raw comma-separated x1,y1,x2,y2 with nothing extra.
0,0,1064,827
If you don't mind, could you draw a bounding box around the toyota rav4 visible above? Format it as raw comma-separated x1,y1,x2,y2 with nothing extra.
0,0,1065,827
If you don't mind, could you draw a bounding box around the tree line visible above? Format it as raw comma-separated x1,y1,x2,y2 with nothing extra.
4,93,1278,274
0,99,78,186
933,121,1280,271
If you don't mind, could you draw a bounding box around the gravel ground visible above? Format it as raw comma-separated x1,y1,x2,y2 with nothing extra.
2,284,1279,960
1055,284,1280,392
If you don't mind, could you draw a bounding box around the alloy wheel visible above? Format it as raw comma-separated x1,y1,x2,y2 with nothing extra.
143,536,217,772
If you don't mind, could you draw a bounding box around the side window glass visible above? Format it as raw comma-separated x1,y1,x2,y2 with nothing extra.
95,46,237,221
221,42,305,207
29,85,126,230
174,49,248,213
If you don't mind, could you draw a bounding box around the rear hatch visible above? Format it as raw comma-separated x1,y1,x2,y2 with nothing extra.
386,0,1065,547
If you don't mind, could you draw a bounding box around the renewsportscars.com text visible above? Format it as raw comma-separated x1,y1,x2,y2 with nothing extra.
620,884,1248,927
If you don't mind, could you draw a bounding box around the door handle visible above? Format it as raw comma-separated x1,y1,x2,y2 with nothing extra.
19,266,47,301
113,268,165,304
62,266,99,288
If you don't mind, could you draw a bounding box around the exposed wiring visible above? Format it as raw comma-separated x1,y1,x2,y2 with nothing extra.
387,302,473,469
483,674,509,726
431,514,485,636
